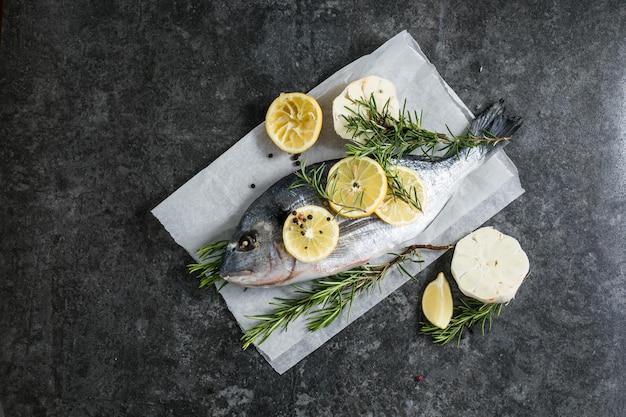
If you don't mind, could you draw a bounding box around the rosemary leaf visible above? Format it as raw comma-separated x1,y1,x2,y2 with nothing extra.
343,96,509,162
419,298,503,346
187,240,229,289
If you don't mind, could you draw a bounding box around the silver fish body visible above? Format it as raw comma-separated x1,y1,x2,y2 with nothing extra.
219,101,521,287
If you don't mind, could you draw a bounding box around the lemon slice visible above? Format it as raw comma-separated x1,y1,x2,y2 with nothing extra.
451,227,530,304
375,165,427,226
282,205,340,263
422,272,454,329
326,156,388,218
265,92,323,154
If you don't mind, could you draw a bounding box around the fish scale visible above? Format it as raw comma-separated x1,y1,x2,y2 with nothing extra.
219,101,522,287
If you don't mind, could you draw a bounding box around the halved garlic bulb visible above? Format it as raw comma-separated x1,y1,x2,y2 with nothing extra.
451,227,530,304
332,76,400,142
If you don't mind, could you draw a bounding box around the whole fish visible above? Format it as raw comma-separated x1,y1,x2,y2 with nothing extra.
219,101,522,287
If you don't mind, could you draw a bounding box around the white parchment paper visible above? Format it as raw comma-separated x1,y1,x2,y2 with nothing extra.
152,31,525,374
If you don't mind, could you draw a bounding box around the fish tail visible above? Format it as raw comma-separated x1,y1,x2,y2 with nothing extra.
469,99,523,139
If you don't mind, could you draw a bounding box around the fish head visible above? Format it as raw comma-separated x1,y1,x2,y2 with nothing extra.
219,219,295,287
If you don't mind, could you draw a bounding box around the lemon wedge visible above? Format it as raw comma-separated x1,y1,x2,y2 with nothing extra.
451,227,530,304
265,92,323,154
332,76,399,142
422,272,454,329
326,156,388,218
282,205,340,263
375,165,428,226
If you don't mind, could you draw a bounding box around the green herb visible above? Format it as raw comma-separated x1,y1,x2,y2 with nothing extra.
241,244,452,349
342,95,510,162
419,298,503,346
289,161,330,200
187,240,229,289
385,167,423,211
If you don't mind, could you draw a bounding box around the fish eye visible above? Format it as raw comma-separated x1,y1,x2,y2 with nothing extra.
237,231,259,252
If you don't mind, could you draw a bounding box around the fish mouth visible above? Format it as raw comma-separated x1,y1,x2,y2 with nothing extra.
221,270,255,286
219,260,279,287
221,270,293,288
218,259,256,286
220,264,297,288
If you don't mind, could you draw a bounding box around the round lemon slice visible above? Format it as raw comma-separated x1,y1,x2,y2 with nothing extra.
265,92,323,154
422,272,454,329
451,227,530,304
326,156,388,218
282,205,340,263
375,165,427,226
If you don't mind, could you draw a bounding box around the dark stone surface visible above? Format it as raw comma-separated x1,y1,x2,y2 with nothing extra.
1,1,624,416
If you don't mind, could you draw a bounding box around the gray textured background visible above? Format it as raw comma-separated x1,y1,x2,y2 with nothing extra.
1,1,625,416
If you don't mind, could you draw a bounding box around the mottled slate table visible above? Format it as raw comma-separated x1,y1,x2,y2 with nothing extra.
1,1,624,416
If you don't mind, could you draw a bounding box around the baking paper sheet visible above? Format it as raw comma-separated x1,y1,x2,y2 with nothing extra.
152,31,525,374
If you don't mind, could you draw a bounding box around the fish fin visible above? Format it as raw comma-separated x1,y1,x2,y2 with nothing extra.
469,99,523,138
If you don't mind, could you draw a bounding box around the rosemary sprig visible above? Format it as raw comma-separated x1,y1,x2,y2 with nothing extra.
342,95,510,162
419,298,503,346
241,244,453,349
242,269,382,350
385,167,423,211
187,240,229,289
289,161,331,200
